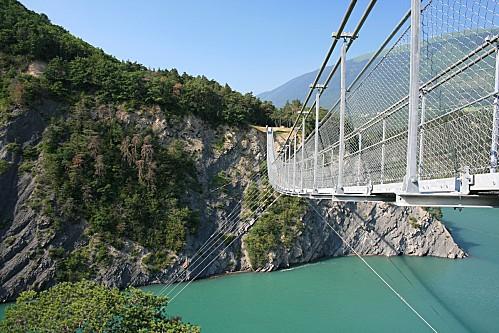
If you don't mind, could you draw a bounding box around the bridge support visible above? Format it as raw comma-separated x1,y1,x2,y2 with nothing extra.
286,144,291,188
418,91,426,177
403,0,421,193
357,131,362,185
490,40,499,172
337,39,348,193
311,84,326,192
301,114,306,190
381,119,386,184
293,131,297,191
282,145,288,188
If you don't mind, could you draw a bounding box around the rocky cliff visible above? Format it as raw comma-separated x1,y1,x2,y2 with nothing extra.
0,103,465,302
253,201,465,273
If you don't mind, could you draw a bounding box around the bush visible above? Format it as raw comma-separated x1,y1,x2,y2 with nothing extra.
0,159,11,174
5,142,19,153
55,249,94,282
425,207,443,220
408,216,421,229
3,236,15,247
143,251,173,274
18,160,34,173
211,170,231,192
244,193,306,268
0,280,200,332
48,246,65,259
37,115,199,254
223,233,237,245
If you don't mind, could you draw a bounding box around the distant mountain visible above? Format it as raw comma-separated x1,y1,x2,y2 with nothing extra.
259,27,499,109
258,53,372,108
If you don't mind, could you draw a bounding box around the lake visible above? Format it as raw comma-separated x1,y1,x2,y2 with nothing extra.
2,208,499,332
145,208,499,332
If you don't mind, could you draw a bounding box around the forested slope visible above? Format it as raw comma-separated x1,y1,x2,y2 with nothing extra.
0,0,464,305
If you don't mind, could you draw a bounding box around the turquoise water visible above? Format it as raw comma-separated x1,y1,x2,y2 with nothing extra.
0,304,7,322
2,208,499,332
144,208,499,332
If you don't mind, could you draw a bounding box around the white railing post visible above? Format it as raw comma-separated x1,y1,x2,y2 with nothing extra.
403,0,421,193
293,131,297,191
357,131,362,185
490,42,499,172
418,92,426,177
288,142,293,189
331,148,335,187
322,153,325,188
282,146,288,188
381,118,386,184
301,116,306,191
312,88,321,192
337,40,347,193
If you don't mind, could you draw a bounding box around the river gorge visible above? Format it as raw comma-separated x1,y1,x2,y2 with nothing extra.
2,207,498,332
148,207,499,332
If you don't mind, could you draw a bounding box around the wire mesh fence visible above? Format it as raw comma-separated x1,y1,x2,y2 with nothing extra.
268,0,499,195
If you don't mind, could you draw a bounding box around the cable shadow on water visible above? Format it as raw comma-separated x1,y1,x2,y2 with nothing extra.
444,225,479,253
347,205,474,332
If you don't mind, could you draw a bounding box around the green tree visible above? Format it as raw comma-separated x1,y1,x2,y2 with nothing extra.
244,192,306,268
0,280,200,333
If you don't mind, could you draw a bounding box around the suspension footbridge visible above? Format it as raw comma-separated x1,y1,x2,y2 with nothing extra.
267,0,499,207
160,3,499,326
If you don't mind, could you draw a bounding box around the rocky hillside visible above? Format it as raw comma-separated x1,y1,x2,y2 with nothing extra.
0,0,464,302
0,102,465,301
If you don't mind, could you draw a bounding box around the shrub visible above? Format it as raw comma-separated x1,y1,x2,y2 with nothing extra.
143,251,173,274
0,159,11,174
48,246,65,259
4,236,15,247
0,280,200,332
18,160,34,173
244,193,306,268
425,207,443,220
5,142,20,153
55,249,94,282
408,216,421,229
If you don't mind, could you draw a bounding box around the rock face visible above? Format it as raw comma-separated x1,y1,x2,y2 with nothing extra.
0,104,465,302
255,201,465,272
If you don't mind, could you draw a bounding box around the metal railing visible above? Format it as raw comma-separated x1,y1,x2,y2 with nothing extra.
267,0,499,207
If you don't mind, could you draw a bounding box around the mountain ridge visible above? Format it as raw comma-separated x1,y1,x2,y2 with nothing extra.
258,53,372,108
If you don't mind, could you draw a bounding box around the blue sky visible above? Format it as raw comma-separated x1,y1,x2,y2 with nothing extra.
20,0,409,95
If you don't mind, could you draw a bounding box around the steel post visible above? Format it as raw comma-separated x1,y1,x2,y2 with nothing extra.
288,144,292,189
293,131,297,191
381,119,386,184
331,148,335,188
403,0,421,193
418,92,426,177
322,153,325,188
301,116,306,190
284,147,287,188
491,43,499,172
337,41,347,193
313,91,320,191
357,132,362,185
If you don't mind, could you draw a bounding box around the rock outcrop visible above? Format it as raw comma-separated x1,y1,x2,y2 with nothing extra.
255,201,465,272
0,104,465,302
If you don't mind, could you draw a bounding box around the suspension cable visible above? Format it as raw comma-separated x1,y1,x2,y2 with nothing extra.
164,188,278,297
156,175,276,294
290,0,381,152
156,182,275,294
153,161,269,294
277,0,358,157
168,194,282,303
307,202,438,333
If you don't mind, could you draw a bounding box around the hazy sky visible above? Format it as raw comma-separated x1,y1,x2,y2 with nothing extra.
20,0,409,95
